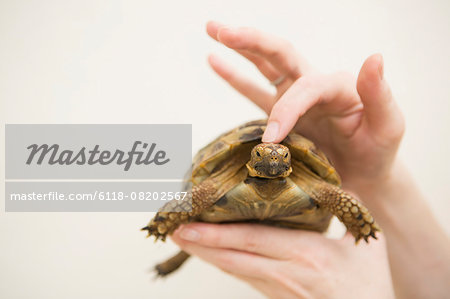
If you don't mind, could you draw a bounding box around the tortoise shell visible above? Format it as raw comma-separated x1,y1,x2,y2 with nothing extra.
191,119,340,186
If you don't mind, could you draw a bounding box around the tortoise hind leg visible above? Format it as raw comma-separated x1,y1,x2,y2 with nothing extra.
314,183,380,242
155,250,191,277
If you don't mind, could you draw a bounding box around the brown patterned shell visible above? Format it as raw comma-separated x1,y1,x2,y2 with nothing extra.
190,119,341,186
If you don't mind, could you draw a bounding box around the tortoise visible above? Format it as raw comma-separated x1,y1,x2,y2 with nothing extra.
142,119,379,276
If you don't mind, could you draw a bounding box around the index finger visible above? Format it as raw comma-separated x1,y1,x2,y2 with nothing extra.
263,77,322,143
173,222,327,260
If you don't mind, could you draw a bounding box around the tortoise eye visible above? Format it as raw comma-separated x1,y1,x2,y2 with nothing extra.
256,151,261,157
284,153,289,158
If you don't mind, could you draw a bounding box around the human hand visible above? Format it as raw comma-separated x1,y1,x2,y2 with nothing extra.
205,22,450,299
206,21,405,193
172,223,394,299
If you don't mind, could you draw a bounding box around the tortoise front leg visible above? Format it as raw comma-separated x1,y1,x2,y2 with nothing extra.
142,180,218,241
314,184,380,242
143,166,249,241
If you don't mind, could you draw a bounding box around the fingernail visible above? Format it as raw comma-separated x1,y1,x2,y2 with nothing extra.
262,121,279,143
179,228,200,242
378,54,384,80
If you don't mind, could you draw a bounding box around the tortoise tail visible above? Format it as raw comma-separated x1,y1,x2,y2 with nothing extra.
155,250,191,277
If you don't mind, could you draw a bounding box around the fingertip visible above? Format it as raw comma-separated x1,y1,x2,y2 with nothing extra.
207,53,216,66
356,54,391,115
171,224,204,245
357,53,384,93
263,95,303,143
365,53,384,81
262,121,280,143
206,20,219,28
357,54,404,138
207,54,232,79
206,20,223,40
207,53,220,66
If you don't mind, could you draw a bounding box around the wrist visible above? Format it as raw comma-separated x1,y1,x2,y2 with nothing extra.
352,162,450,299
348,160,426,226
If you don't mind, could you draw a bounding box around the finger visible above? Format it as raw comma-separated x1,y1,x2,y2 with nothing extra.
171,233,274,278
207,21,282,81
206,20,223,41
357,54,405,143
262,76,322,143
238,50,282,81
173,222,324,259
208,54,275,113
216,26,312,77
262,72,364,142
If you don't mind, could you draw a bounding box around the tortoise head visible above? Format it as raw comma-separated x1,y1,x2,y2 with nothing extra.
246,143,292,178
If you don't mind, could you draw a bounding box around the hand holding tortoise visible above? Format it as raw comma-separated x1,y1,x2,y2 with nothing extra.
145,22,450,299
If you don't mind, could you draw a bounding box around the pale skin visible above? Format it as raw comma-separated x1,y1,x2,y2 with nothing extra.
171,21,450,298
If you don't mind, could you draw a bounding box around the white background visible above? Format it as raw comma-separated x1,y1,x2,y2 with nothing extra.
1,0,449,298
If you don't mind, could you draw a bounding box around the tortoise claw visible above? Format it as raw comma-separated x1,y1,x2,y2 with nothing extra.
141,224,168,242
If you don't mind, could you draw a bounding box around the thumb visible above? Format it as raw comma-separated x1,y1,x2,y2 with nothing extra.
357,54,404,140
